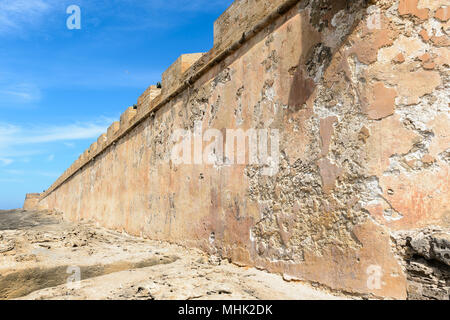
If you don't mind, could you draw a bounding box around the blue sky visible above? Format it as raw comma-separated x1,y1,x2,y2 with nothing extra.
0,0,233,209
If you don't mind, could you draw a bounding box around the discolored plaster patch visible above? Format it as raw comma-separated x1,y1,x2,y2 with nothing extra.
435,6,450,22
365,82,397,120
399,0,430,20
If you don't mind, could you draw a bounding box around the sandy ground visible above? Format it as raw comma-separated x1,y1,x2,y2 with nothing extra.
0,210,350,300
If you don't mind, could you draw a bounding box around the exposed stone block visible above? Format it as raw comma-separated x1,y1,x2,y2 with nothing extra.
137,85,161,112
107,121,120,141
23,193,41,211
162,53,204,95
97,134,107,149
89,142,98,155
83,150,89,161
213,0,290,52
120,107,137,128
394,228,450,300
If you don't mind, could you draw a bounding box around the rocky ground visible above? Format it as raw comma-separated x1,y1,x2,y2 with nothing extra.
0,210,349,300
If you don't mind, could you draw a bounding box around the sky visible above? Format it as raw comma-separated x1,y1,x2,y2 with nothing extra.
0,0,233,209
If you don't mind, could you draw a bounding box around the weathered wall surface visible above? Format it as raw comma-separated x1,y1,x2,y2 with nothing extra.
33,0,449,299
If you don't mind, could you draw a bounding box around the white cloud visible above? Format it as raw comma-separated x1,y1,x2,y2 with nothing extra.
0,178,23,183
0,118,112,160
4,169,24,175
0,0,53,34
0,83,42,105
47,154,55,161
0,158,13,166
2,168,60,179
0,0,231,36
19,123,107,144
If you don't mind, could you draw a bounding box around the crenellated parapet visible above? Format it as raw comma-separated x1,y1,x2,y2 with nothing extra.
97,133,107,149
213,0,291,53
120,107,137,127
137,85,161,116
161,53,205,96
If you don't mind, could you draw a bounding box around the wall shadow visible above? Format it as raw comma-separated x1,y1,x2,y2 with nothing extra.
288,0,372,111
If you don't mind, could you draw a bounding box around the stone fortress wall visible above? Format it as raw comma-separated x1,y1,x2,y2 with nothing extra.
23,193,41,211
25,0,449,299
